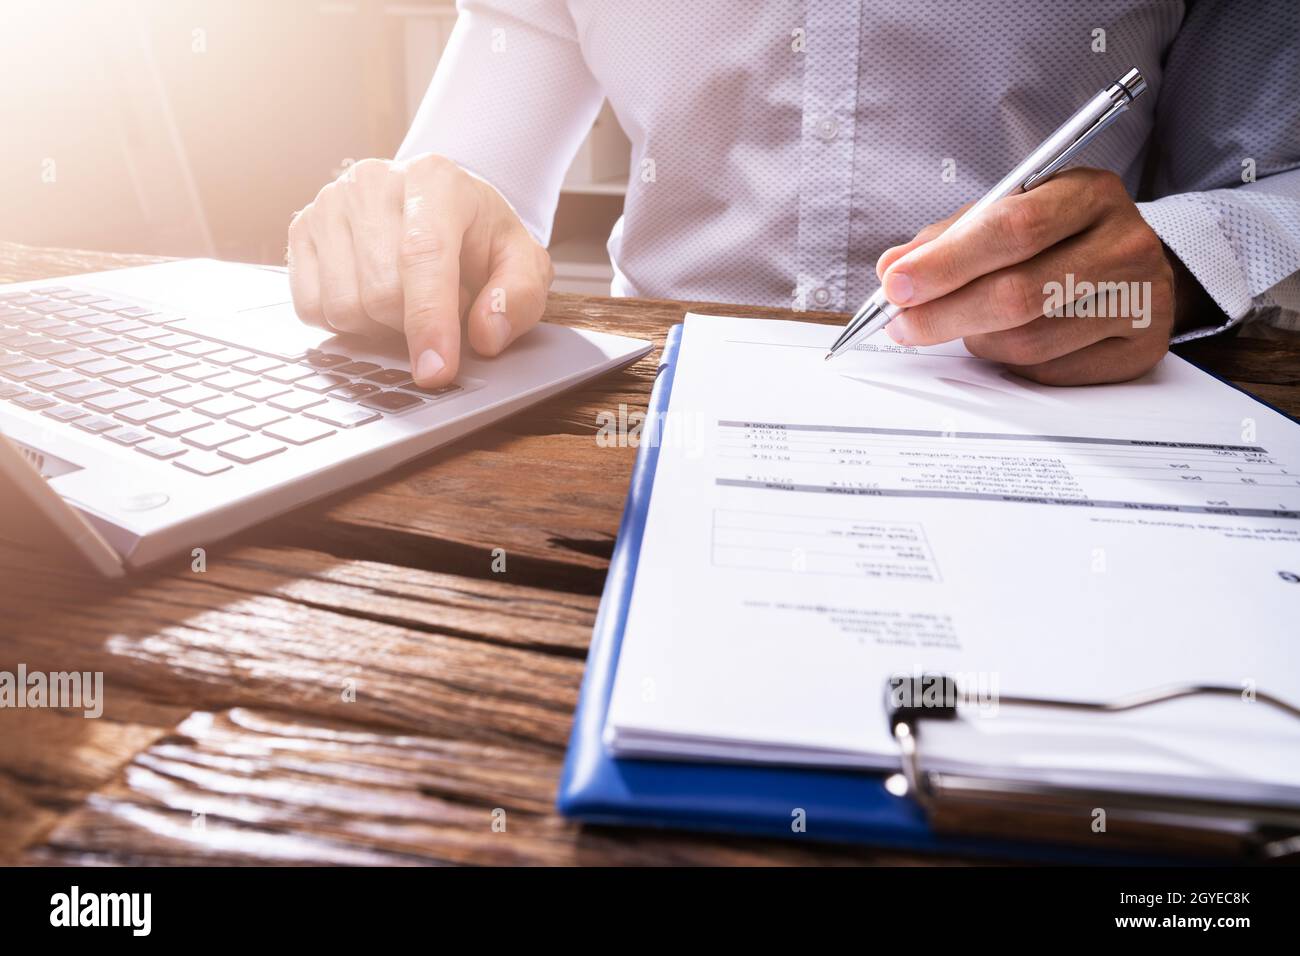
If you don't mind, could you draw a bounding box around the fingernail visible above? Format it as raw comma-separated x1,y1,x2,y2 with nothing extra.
876,248,900,280
414,348,445,383
878,248,899,278
485,312,511,353
884,270,914,305
886,320,910,345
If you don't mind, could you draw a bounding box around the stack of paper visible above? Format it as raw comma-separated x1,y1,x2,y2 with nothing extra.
604,315,1300,804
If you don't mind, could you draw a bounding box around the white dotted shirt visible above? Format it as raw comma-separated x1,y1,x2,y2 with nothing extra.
398,0,1300,340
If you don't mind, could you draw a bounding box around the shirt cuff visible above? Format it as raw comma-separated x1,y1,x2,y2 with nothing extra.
1137,193,1253,344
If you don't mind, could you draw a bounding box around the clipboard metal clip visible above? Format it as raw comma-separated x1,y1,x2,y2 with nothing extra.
884,675,1300,860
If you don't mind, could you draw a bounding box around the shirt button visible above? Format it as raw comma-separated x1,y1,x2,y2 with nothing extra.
815,115,839,141
813,287,832,306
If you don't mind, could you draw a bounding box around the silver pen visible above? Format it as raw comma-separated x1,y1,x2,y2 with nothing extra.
825,67,1148,361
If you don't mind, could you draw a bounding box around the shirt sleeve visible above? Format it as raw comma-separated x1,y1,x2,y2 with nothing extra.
395,0,604,246
1136,0,1300,342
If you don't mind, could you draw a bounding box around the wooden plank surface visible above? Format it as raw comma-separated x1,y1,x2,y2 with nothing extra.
1,240,1297,866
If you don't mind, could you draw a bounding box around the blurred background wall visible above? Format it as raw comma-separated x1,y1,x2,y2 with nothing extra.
0,0,627,290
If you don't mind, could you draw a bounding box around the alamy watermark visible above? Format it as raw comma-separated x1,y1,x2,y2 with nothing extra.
595,404,706,458
0,664,103,718
888,670,1001,719
50,886,150,936
1043,273,1151,329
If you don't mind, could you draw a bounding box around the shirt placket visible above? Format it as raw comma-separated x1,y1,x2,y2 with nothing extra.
795,0,862,313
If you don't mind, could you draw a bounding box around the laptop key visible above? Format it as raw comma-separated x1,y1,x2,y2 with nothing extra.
52,307,102,321
145,354,200,373
176,340,225,357
148,411,211,436
0,384,26,399
131,376,188,397
173,452,233,476
206,371,258,391
76,357,131,376
14,392,56,410
234,380,290,402
3,361,60,380
162,384,221,407
49,349,103,368
264,364,315,383
192,395,254,418
267,389,326,413
359,390,423,414
233,356,284,375
227,406,289,430
218,435,287,463
304,352,349,369
42,404,88,423
89,299,135,312
77,312,127,328
85,390,147,412
151,333,198,350
363,368,414,387
74,415,121,434
29,371,86,391
0,331,41,348
6,338,52,353
262,417,336,445
134,437,188,459
334,361,382,377
401,383,463,399
116,400,178,424
56,379,115,401
304,400,380,428
0,348,37,366
93,337,138,354
101,319,147,334
104,426,152,446
25,319,80,336
103,367,158,386
120,346,168,363
174,361,225,381
182,423,248,449
297,373,348,393
115,306,160,320
123,326,172,342
206,348,255,365
332,382,381,402
27,301,75,314
23,340,78,358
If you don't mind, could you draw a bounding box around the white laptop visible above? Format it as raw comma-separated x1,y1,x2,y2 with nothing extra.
0,258,651,575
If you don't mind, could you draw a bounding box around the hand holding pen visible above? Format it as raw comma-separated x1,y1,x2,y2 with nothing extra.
828,69,1208,386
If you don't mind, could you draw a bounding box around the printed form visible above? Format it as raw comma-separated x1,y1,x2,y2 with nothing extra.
606,315,1300,802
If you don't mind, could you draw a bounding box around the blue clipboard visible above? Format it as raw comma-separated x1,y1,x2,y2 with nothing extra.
555,323,1186,863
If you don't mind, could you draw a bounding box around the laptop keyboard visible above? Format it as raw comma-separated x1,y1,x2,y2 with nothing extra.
0,284,462,476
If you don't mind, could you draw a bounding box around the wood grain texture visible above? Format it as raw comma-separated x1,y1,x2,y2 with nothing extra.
1,243,1296,866
27,708,945,866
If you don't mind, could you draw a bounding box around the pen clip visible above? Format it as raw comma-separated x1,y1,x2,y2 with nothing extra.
1020,98,1130,192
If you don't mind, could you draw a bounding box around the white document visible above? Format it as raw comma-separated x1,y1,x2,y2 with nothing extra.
605,314,1300,803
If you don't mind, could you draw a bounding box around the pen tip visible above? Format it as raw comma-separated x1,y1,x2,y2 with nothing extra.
823,352,834,362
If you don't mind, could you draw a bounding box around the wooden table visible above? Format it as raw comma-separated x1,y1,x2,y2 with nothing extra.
2,242,1297,866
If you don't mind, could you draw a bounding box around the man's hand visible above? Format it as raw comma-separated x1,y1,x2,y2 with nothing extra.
287,155,553,387
874,168,1180,386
